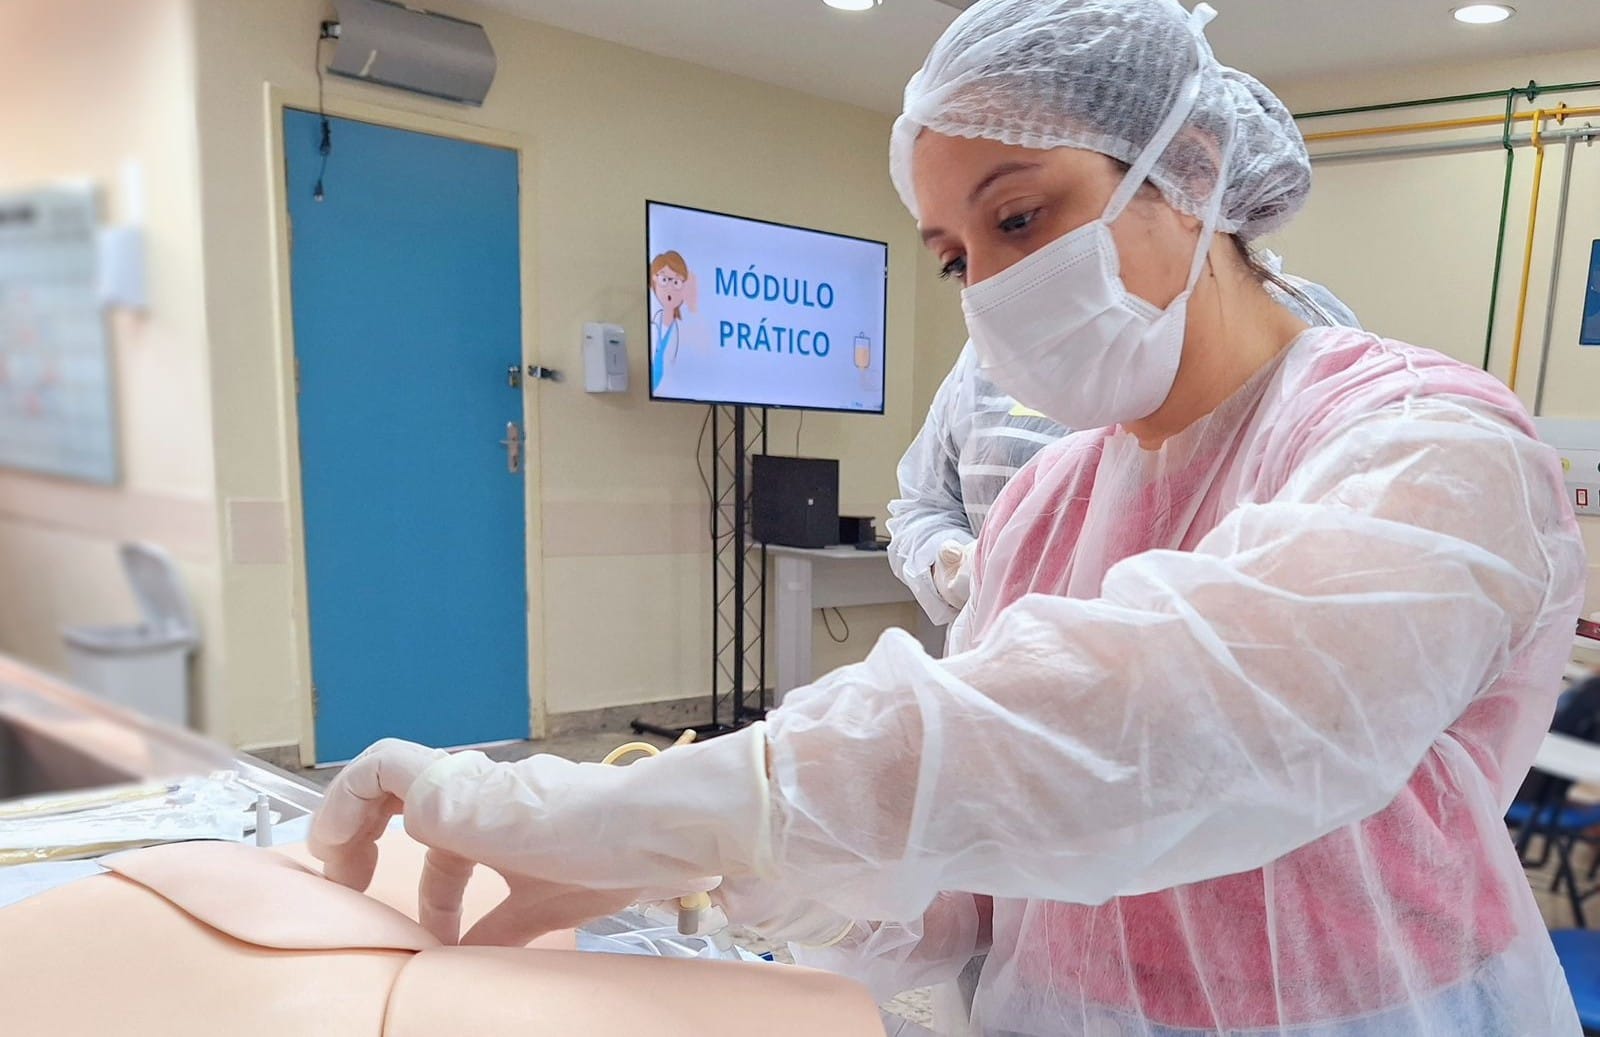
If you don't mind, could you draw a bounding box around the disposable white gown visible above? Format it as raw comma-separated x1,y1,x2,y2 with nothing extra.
887,345,1067,625
888,277,1360,627
769,329,1584,1035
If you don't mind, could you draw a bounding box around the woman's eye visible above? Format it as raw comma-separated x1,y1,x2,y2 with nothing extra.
998,210,1038,234
939,256,968,282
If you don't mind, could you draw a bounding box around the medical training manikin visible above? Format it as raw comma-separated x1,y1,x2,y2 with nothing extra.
0,829,883,1036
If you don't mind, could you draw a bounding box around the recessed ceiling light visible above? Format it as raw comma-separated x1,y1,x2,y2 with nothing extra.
823,0,882,10
1452,4,1515,24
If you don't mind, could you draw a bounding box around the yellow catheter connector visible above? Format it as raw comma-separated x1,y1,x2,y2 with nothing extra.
676,890,713,936
599,741,666,766
602,730,712,936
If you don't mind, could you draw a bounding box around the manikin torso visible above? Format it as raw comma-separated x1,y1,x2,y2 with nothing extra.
0,829,883,1036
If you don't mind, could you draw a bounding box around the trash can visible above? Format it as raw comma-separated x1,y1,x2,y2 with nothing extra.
62,542,200,727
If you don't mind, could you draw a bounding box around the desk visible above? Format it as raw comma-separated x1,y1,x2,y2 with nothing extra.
763,545,944,704
1575,633,1600,665
1535,733,1600,787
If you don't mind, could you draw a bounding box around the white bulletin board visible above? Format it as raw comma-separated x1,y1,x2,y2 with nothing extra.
0,185,118,484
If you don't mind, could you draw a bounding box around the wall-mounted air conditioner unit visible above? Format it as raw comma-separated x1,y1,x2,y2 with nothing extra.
328,0,496,107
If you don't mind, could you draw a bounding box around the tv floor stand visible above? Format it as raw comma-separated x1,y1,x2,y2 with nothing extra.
633,405,768,741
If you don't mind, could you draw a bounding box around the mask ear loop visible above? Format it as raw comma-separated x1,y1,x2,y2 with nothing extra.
1103,2,1235,295
1182,111,1240,291
1102,70,1201,224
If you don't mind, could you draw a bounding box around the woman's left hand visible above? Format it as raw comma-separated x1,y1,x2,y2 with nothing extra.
415,845,638,944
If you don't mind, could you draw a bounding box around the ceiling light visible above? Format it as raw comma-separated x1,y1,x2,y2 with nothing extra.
823,0,882,10
1452,4,1515,24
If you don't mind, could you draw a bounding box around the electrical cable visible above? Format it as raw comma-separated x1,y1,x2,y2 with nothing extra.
313,25,335,202
821,607,850,644
696,408,738,544
697,407,718,541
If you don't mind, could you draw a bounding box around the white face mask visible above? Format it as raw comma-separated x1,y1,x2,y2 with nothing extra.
959,16,1234,431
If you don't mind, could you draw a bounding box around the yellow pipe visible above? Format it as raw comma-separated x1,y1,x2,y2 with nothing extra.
1301,104,1600,144
1304,113,1506,142
1507,110,1549,392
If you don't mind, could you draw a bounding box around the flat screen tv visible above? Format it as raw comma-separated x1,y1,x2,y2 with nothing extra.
646,201,888,414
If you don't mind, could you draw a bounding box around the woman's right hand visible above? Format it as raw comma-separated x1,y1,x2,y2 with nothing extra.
309,738,449,892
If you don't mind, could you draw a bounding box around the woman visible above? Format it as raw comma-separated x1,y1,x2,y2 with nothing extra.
310,1,1585,1032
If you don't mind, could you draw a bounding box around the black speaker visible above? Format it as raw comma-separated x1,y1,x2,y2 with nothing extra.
839,515,876,546
752,456,839,548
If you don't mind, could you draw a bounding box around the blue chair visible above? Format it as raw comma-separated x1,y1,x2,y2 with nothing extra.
1551,929,1600,1034
1507,801,1600,841
1507,679,1600,926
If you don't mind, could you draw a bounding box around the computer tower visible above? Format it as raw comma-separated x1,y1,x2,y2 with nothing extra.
751,456,840,549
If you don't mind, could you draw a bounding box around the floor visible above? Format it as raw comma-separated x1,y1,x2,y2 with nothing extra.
1530,835,1596,930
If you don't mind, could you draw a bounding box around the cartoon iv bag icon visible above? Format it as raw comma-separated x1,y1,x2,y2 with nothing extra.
854,333,873,391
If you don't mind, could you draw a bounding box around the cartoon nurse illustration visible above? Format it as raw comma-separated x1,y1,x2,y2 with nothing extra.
648,251,698,393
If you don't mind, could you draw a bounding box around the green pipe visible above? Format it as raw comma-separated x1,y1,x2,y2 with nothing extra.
1479,89,1521,372
1297,89,1514,121
1294,78,1600,121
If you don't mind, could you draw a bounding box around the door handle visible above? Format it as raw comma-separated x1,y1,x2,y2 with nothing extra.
499,421,523,474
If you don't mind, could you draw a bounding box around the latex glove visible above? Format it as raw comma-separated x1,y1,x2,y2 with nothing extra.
931,539,975,609
418,850,721,946
309,739,633,944
315,725,773,946
309,738,448,891
417,846,641,945
406,733,765,945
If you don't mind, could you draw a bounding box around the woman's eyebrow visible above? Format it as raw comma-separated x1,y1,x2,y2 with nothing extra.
967,161,1042,205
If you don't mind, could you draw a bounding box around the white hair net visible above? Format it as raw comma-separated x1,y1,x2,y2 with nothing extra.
891,0,1312,241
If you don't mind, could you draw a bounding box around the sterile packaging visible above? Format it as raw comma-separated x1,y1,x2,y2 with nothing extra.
0,772,255,866
578,906,764,963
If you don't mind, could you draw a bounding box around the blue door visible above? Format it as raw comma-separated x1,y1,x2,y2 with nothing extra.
284,109,528,763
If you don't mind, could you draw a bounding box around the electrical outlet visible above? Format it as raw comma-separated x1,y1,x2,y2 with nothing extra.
1554,449,1600,516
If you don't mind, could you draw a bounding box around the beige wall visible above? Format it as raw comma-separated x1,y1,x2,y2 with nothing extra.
188,0,953,753
1266,47,1600,614
0,0,228,730
25,6,1590,754
911,243,970,420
